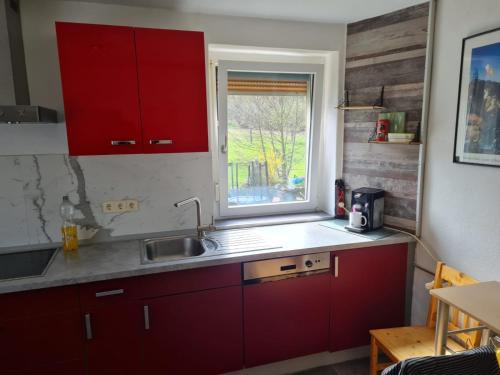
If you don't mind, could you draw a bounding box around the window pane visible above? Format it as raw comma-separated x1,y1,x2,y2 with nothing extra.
226,71,312,207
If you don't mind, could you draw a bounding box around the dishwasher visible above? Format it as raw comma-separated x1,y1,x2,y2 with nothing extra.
243,252,331,367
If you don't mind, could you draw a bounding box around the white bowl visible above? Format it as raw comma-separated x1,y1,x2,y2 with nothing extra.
388,133,415,143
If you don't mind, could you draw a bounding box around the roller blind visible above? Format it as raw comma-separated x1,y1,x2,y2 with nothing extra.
227,71,310,96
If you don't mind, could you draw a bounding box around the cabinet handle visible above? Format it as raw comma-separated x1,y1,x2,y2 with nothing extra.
84,313,93,340
334,255,339,278
149,139,173,145
111,140,136,145
95,288,124,298
143,305,150,330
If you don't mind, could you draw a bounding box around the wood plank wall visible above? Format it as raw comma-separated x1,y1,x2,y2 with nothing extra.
343,3,429,231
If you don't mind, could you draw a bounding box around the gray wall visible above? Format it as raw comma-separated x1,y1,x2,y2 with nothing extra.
0,0,345,248
412,0,500,323
343,3,429,231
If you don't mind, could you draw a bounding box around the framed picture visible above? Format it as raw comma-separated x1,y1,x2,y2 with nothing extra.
454,27,500,167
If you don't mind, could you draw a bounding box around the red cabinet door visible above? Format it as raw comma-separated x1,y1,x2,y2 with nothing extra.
244,273,331,367
56,22,143,155
330,244,408,351
6,360,85,375
135,28,209,153
83,302,143,375
0,311,85,375
0,287,84,375
143,286,243,374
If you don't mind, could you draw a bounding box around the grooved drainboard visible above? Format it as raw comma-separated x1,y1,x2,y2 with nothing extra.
207,229,281,254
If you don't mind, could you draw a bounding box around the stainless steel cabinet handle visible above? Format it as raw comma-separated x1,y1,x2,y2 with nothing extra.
334,255,339,278
111,140,136,145
149,139,173,145
84,313,93,340
143,305,150,330
95,288,124,298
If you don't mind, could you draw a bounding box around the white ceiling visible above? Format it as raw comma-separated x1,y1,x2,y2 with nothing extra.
64,0,428,24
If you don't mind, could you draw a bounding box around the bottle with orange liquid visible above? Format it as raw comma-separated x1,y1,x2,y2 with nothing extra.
60,195,78,252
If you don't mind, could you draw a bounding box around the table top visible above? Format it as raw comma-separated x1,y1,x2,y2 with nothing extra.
430,281,500,334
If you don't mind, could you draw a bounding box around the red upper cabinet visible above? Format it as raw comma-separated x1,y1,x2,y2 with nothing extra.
135,28,209,153
56,22,143,156
55,22,209,155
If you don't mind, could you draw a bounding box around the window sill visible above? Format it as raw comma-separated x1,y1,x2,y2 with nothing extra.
214,211,333,230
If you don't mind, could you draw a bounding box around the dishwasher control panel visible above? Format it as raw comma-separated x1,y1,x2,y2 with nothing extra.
243,252,330,281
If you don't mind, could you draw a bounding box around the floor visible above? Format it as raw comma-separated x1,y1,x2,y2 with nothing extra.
226,347,370,375
291,358,370,375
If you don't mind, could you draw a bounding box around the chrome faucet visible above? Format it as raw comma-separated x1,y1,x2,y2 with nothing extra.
174,197,214,239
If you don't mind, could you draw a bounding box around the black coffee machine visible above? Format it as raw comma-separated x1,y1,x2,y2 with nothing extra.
349,187,385,232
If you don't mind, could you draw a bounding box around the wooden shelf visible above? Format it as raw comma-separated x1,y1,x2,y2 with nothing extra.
336,105,385,111
368,140,421,145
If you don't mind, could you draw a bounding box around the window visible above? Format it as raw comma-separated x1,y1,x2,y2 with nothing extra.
216,61,324,217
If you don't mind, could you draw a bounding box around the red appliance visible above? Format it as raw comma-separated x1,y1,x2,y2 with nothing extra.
376,119,390,142
335,179,346,219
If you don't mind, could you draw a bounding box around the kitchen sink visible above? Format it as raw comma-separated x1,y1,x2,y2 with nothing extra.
141,235,218,263
0,248,58,281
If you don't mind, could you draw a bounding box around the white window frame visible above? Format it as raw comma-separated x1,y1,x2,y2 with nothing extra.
216,60,324,218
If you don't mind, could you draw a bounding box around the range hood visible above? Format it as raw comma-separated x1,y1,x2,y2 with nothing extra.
0,0,57,123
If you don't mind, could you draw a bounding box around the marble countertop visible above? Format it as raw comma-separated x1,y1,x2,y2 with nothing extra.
0,221,413,294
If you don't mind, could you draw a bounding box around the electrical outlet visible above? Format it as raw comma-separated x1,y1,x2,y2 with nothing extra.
102,201,116,213
124,199,139,211
116,201,125,211
102,199,139,213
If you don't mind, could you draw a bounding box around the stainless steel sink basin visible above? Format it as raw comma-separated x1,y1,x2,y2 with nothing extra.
0,248,58,281
141,235,218,263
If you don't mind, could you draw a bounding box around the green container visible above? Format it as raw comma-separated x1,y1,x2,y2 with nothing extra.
378,112,406,133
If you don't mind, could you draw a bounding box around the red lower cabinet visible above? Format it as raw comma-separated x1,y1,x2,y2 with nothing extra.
79,278,143,375
83,302,143,375
330,244,408,351
243,273,331,367
143,286,244,374
0,287,84,375
0,244,409,373
7,360,85,375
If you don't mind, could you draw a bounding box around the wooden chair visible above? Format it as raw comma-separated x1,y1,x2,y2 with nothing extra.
369,262,482,375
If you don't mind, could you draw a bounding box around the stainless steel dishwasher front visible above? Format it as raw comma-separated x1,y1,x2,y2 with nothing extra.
243,252,330,283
